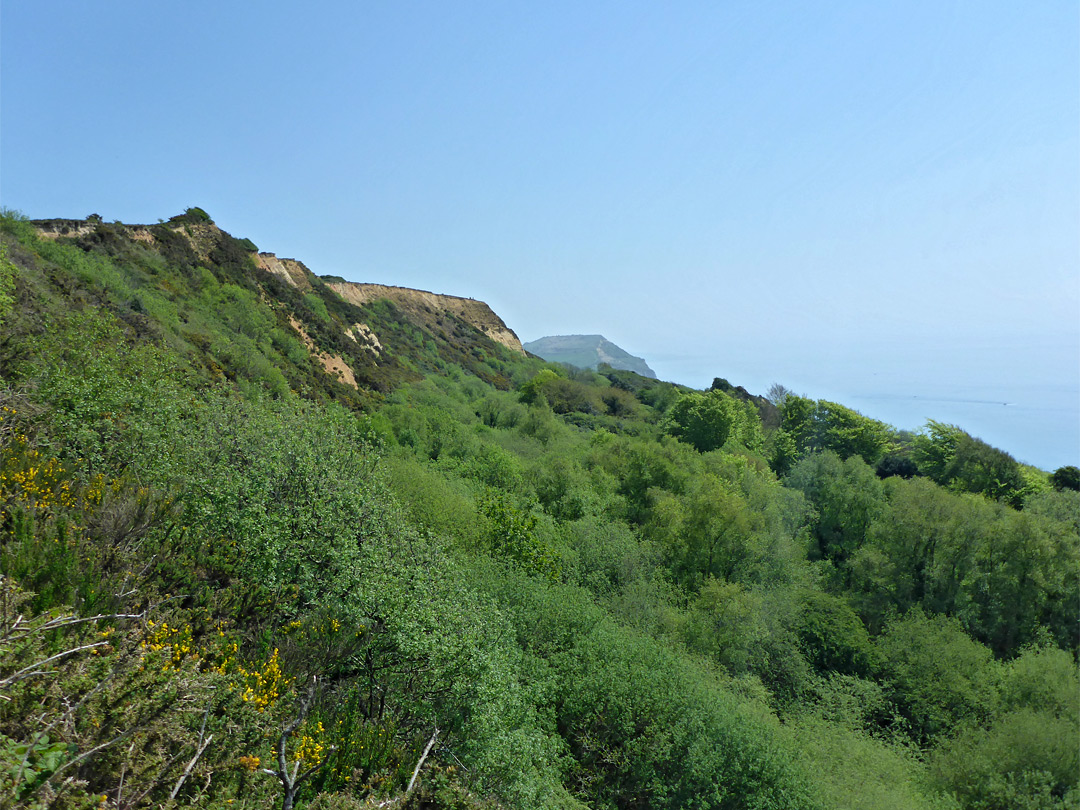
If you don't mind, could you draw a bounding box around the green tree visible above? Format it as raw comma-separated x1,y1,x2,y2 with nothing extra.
529,455,603,521
914,421,1023,506
1049,465,1080,492
949,433,1024,506
22,310,192,477
479,491,560,580
795,590,875,677
517,368,561,405
812,401,893,463
483,574,821,810
663,389,763,453
590,437,684,525
649,468,807,592
852,476,1079,654
851,477,987,630
961,506,1080,656
679,578,811,704
779,394,817,453
1025,487,1080,534
911,420,964,481
182,205,212,222
931,646,1080,810
786,451,886,566
780,396,893,464
876,609,998,745
768,428,799,476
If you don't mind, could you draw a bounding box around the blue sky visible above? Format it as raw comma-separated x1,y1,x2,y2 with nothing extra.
2,1,1077,467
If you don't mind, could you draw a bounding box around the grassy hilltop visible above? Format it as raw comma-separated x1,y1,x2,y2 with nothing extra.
0,208,1076,810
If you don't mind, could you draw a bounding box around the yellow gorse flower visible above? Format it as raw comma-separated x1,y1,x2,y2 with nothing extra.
293,721,326,765
0,441,79,513
141,621,198,669
236,648,290,712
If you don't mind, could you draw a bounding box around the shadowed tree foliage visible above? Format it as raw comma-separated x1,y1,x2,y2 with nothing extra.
851,476,1079,654
1049,465,1080,492
875,609,998,745
786,451,886,567
876,451,919,480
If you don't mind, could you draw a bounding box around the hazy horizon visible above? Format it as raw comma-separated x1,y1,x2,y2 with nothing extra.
519,325,1078,471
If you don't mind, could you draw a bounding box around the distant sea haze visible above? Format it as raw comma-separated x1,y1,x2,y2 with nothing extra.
648,336,1080,472
842,383,1078,472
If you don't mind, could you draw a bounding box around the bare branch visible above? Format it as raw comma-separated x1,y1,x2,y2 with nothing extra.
168,734,213,802
46,728,134,787
407,727,439,794
265,676,319,810
0,641,109,689
166,704,214,803
2,611,144,640
371,726,441,808
118,740,135,807
39,612,144,629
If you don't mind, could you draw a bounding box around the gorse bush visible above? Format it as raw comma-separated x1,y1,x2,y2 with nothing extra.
0,317,574,807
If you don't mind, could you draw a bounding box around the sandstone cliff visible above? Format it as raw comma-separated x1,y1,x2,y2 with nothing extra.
255,253,314,292
30,213,525,396
326,281,524,355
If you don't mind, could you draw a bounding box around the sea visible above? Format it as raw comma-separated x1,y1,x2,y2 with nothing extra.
647,335,1080,472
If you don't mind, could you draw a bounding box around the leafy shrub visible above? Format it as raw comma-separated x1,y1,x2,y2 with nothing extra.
481,572,821,810
931,709,1079,810
795,590,875,677
875,609,998,745
304,291,333,325
664,389,764,453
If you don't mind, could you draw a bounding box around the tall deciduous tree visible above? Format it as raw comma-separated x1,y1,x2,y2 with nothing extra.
786,450,886,567
663,390,763,454
914,420,1024,506
876,608,998,745
780,396,893,465
1050,465,1080,492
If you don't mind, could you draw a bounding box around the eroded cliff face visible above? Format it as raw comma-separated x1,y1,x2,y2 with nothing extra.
255,253,313,292
34,219,101,240
34,218,228,264
30,214,524,397
326,281,524,355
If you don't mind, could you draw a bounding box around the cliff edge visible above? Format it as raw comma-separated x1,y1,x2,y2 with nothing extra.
327,281,524,355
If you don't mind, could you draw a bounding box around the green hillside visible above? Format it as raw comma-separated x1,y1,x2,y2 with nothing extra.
524,334,657,378
0,209,1076,810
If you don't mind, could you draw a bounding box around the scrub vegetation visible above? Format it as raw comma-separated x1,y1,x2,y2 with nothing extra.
0,209,1076,809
